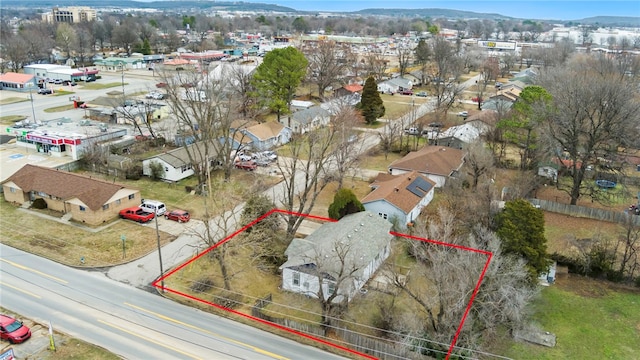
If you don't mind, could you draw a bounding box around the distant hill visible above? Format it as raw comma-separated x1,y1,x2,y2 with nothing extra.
2,0,638,27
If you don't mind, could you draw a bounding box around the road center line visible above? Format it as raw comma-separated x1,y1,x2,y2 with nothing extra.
0,280,42,299
124,302,289,360
97,319,202,360
0,258,68,284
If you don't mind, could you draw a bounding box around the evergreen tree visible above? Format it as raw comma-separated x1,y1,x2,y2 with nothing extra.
495,199,549,282
328,188,365,220
357,76,385,125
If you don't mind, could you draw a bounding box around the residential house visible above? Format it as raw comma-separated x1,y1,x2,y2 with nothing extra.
279,211,393,303
537,161,559,182
436,123,485,149
333,84,363,98
281,105,331,134
388,146,465,187
510,67,538,84
464,109,499,128
142,142,220,182
377,77,413,94
2,164,140,225
240,121,292,151
0,73,37,92
362,171,436,228
93,57,145,72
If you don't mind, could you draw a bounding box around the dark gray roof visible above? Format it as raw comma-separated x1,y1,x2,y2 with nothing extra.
280,211,393,279
291,105,330,125
145,141,218,168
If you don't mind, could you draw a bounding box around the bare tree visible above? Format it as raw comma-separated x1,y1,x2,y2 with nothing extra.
396,44,413,76
56,23,77,61
476,56,499,110
614,216,640,280
388,210,537,353
414,39,431,85
430,36,464,120
463,140,494,189
112,20,138,55
74,27,93,67
303,40,347,100
363,51,388,81
378,118,403,160
538,54,640,205
278,129,336,237
325,100,365,189
2,35,29,72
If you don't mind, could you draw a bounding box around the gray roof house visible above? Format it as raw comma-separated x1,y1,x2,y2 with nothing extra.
142,142,220,182
240,121,292,151
436,123,487,149
279,211,393,303
281,105,331,134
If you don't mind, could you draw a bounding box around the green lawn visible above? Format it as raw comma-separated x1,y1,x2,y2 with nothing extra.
83,82,128,90
0,114,27,125
500,276,640,360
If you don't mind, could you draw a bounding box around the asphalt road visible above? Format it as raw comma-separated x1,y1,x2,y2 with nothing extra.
0,244,349,360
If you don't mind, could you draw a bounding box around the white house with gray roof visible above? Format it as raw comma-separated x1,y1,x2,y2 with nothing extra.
279,211,393,303
142,142,219,182
281,105,331,134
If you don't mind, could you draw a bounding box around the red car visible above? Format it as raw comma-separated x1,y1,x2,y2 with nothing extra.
156,82,168,88
165,209,191,223
235,161,257,171
0,314,31,344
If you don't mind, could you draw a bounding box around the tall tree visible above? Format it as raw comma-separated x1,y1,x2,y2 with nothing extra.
56,23,77,61
304,40,347,100
357,76,385,125
430,36,464,120
498,85,552,171
252,47,308,122
495,199,549,281
414,39,431,85
538,54,640,205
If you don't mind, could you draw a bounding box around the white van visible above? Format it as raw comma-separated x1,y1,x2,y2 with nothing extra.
140,200,167,215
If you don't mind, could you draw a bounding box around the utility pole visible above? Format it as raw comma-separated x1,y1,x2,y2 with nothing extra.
155,213,165,291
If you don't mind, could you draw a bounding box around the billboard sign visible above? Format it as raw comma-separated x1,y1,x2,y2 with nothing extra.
477,40,517,50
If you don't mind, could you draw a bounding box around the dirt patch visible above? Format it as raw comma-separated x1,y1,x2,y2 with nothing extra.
556,273,640,298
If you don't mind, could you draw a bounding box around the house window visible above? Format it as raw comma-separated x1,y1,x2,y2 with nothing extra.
328,282,335,295
9,187,16,193
115,199,121,205
378,212,388,220
102,204,109,210
79,206,86,212
292,272,300,286
38,191,47,197
128,194,135,200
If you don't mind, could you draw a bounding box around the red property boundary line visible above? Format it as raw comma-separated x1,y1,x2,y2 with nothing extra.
153,209,493,360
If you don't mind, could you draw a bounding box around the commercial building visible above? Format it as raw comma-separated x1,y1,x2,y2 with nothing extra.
42,7,96,23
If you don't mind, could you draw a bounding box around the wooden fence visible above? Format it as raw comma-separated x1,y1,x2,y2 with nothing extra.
529,199,640,226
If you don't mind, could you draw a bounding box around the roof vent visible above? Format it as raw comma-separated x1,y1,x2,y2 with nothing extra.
354,228,358,232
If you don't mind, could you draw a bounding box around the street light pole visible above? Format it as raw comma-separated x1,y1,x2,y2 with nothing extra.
121,64,125,97
154,213,165,292
28,84,37,124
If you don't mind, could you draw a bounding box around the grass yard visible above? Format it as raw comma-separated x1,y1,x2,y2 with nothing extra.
44,104,75,112
0,114,27,125
83,82,128,90
497,274,640,360
0,97,29,105
0,201,175,267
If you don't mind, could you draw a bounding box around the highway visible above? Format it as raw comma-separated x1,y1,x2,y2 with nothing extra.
0,244,349,360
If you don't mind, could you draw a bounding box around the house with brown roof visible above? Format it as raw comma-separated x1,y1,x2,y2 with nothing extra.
388,146,465,187
0,72,37,92
362,171,436,228
2,165,141,225
333,84,363,98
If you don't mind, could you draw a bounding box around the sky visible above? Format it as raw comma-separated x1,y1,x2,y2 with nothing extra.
271,1,640,21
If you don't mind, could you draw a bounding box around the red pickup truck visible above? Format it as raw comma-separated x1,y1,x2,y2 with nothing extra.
235,160,257,171
119,207,155,223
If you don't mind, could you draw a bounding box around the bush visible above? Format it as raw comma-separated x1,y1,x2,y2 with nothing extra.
148,161,165,181
125,164,143,180
190,277,215,293
31,198,48,209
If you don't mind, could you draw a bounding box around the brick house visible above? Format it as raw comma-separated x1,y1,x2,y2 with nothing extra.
2,165,140,225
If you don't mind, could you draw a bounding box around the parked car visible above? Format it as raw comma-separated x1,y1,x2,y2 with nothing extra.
53,79,63,84
428,122,443,128
471,97,483,103
235,160,258,171
253,151,277,161
237,153,252,162
495,81,502,89
156,82,168,88
254,158,271,167
457,111,469,117
0,314,32,344
415,91,428,97
38,88,53,95
404,127,420,135
165,209,191,223
119,207,155,223
146,91,165,100
399,89,414,95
